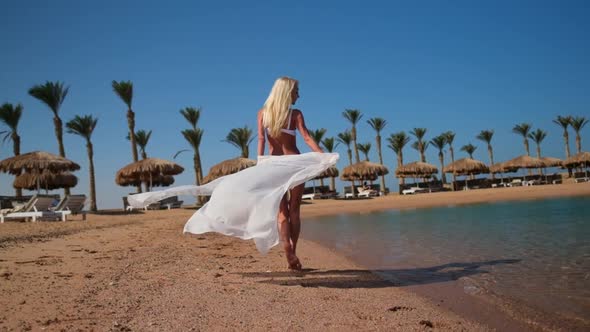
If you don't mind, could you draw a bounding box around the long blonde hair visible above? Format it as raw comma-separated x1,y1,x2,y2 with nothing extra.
262,77,298,137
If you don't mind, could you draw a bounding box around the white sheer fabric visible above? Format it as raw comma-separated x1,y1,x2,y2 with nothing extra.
128,152,339,253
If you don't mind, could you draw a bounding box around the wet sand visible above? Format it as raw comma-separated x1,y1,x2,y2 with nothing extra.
1,182,589,331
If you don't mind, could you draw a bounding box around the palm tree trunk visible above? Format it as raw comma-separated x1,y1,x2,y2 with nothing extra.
243,146,249,159
320,178,325,187
376,135,386,194
53,116,70,195
524,139,532,175
141,151,147,160
397,152,405,189
576,134,582,153
449,147,456,191
330,176,336,192
536,145,542,175
438,152,445,184
352,127,360,163
87,140,97,211
488,145,495,180
194,152,205,205
126,108,141,193
12,133,22,197
347,149,353,166
563,131,571,158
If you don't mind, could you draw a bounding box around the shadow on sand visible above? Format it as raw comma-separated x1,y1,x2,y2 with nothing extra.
238,259,521,289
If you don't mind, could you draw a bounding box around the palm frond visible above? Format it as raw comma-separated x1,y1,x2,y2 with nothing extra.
223,126,254,157
342,109,363,125
0,103,23,131
512,123,532,137
476,129,494,143
65,115,98,140
112,80,133,109
553,115,572,129
528,129,547,144
386,132,410,153
570,116,589,132
460,143,477,157
410,127,427,140
430,135,446,151
28,81,69,115
180,106,202,129
182,128,204,151
321,137,339,152
367,117,387,133
310,128,327,144
337,131,353,147
443,131,456,146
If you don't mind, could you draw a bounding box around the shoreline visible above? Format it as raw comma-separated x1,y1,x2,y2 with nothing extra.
300,182,590,218
0,183,588,330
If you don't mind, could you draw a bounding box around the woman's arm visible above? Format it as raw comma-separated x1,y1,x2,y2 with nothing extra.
257,109,266,156
295,110,324,153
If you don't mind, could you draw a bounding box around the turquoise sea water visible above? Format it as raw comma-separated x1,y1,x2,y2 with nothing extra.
302,196,590,329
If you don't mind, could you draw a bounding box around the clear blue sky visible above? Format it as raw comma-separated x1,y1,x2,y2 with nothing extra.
1,1,589,208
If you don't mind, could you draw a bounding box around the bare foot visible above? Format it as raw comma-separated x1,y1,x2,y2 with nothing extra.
286,252,302,270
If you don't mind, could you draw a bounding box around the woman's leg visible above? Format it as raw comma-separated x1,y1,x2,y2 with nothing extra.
277,194,300,269
288,183,305,266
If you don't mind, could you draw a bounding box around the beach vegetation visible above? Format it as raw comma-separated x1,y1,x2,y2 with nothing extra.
224,126,254,158
569,116,588,153
66,115,98,211
0,103,23,196
430,134,447,184
342,109,363,163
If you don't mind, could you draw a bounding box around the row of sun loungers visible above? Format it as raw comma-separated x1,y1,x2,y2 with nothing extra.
0,194,87,223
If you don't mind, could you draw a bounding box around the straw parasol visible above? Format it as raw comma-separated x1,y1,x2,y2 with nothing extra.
202,157,256,184
489,162,518,174
395,161,438,178
0,151,80,192
443,158,489,176
502,155,546,181
540,157,563,168
116,158,184,190
0,151,80,175
314,166,339,180
14,171,78,191
443,158,489,189
115,173,175,187
563,151,590,178
341,161,389,181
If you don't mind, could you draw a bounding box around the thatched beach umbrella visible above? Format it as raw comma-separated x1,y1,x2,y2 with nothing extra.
564,151,590,178
14,171,78,191
116,158,184,191
395,161,438,180
341,161,388,196
540,157,563,168
443,158,489,189
0,151,80,192
201,157,256,184
489,161,518,185
313,166,339,192
341,161,389,181
503,155,546,181
116,173,175,188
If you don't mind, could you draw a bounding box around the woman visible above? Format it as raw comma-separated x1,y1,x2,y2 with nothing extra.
128,77,337,270
257,76,324,270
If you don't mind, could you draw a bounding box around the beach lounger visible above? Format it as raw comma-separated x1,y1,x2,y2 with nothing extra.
574,177,589,183
402,187,427,195
158,196,183,209
302,193,321,200
0,195,61,223
357,187,378,198
51,194,87,221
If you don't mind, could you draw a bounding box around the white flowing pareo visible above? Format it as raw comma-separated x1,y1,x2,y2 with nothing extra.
128,152,339,254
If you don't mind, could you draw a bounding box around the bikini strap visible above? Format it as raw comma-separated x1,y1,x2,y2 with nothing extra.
287,109,293,129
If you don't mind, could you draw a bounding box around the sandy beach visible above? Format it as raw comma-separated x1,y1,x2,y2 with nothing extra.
1,183,589,331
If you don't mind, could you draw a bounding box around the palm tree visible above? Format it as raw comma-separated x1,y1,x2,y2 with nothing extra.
112,80,141,193
0,103,23,196
570,116,589,153
461,143,477,180
512,123,532,156
357,142,372,161
309,128,327,146
66,115,98,211
178,107,204,187
224,126,254,158
28,81,69,157
410,128,428,162
342,109,363,163
529,129,547,175
476,130,495,179
367,117,387,193
553,115,572,158
387,132,411,186
112,81,139,160
430,134,447,184
443,131,457,189
180,128,204,186
461,143,477,158
337,131,354,166
127,129,152,160
322,137,340,191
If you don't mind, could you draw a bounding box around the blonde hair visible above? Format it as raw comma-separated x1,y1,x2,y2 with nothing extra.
262,76,298,137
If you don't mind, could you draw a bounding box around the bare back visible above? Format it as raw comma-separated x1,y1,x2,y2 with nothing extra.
257,109,323,156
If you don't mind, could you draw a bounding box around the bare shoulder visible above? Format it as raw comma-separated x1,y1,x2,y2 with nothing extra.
292,109,303,118
257,108,264,118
